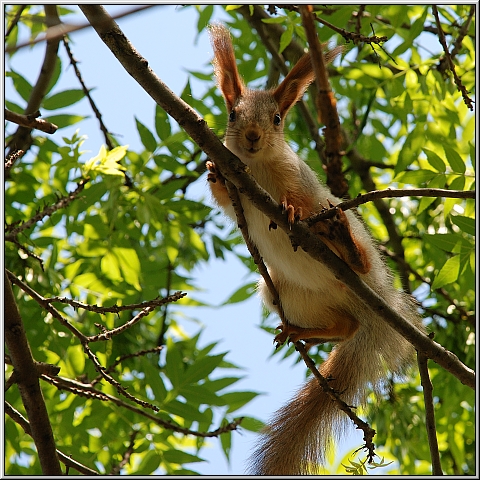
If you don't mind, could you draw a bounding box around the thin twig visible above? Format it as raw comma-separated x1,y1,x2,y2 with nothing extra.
6,5,62,157
5,4,27,38
62,36,114,149
432,5,474,111
5,149,24,171
418,341,443,475
5,178,89,239
110,430,139,475
82,342,160,412
41,373,243,438
6,269,89,343
44,292,186,315
91,346,163,386
5,5,158,53
295,341,377,462
306,188,475,226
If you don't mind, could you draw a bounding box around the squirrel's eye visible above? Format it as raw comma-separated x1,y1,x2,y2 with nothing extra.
273,113,281,126
229,110,236,122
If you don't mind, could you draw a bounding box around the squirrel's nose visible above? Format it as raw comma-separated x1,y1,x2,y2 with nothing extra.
245,127,261,143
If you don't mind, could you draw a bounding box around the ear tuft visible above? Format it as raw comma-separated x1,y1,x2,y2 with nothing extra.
209,24,245,112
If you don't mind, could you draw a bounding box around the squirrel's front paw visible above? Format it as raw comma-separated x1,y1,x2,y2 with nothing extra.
206,160,225,184
280,195,303,226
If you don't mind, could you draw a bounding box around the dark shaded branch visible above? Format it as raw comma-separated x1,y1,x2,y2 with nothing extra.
5,108,58,133
4,270,63,475
78,5,475,391
5,401,99,475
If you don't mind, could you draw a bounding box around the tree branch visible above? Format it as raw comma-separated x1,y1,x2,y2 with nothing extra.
4,270,63,475
432,5,474,111
5,108,58,133
5,178,89,240
306,187,475,226
418,342,443,475
300,5,348,197
41,373,243,438
78,5,475,390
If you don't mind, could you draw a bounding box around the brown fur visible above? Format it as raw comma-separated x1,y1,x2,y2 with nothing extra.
207,24,424,474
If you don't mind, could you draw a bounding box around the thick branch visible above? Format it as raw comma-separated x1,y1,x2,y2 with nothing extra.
79,5,475,390
4,270,63,475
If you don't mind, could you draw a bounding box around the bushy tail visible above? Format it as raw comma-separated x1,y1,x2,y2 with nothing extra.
247,302,421,475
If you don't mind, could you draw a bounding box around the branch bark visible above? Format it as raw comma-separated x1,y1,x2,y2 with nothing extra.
78,5,475,390
4,270,63,475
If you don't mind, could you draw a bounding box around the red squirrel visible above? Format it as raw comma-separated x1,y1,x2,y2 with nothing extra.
206,24,424,475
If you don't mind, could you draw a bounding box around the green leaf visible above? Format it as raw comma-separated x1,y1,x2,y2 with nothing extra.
239,416,265,432
66,344,85,376
450,216,475,236
423,148,446,173
443,145,466,174
424,233,461,252
6,70,32,102
163,449,205,465
182,354,226,385
154,105,172,140
135,117,158,152
395,169,437,185
431,255,460,289
43,89,85,110
220,429,232,462
279,24,293,53
221,391,259,413
222,283,257,305
43,114,86,129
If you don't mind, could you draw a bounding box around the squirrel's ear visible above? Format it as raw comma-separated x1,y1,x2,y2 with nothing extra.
209,24,245,112
273,46,342,117
273,53,315,118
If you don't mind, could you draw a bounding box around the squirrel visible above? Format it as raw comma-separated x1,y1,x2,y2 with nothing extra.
206,24,424,475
